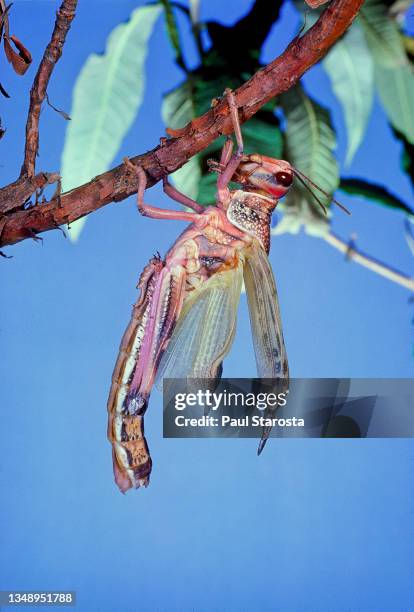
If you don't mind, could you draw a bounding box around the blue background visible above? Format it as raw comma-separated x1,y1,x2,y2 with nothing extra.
1,1,413,610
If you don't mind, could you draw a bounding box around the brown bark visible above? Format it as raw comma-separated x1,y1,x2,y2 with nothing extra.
0,0,364,248
0,172,61,215
20,0,78,178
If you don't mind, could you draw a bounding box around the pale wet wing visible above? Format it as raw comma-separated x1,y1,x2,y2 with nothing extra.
155,262,244,388
243,240,289,454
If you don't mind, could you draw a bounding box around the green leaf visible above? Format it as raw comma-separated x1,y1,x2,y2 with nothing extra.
389,1,414,20
277,85,339,237
360,0,414,145
375,63,414,144
323,23,374,165
162,81,201,200
402,33,414,54
359,0,406,68
339,178,414,215
293,2,374,164
240,111,283,158
160,0,186,69
162,80,194,130
393,127,414,190
60,5,161,241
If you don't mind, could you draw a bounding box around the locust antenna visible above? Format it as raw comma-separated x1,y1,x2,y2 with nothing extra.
292,167,351,215
293,171,328,216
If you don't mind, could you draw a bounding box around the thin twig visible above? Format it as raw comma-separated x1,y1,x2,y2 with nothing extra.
323,232,414,292
1,0,363,247
0,0,11,38
45,93,71,120
20,0,77,178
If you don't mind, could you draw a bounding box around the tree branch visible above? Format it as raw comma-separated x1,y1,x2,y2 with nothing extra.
0,0,363,248
20,0,77,178
323,232,414,292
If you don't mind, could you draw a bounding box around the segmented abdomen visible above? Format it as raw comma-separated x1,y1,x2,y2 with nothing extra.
107,253,188,493
107,256,162,492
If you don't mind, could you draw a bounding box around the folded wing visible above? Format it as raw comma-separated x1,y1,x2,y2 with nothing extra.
244,240,289,453
155,262,244,386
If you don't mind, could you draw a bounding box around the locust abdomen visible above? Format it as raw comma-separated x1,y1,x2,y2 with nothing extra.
107,251,188,493
107,256,162,492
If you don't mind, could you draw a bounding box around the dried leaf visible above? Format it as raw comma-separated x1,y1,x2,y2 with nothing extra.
0,3,12,35
4,34,32,75
0,81,10,98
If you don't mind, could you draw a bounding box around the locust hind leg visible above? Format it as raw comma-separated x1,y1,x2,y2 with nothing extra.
109,256,187,493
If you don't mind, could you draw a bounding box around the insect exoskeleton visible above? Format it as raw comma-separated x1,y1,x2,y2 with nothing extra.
107,90,295,493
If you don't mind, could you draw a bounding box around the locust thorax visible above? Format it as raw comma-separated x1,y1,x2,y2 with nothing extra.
227,190,276,253
226,155,294,252
232,154,294,200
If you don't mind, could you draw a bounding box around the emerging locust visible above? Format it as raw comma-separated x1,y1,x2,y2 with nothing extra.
107,90,345,493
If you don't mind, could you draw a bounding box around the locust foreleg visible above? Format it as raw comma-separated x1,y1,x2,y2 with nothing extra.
124,158,201,222
216,89,245,205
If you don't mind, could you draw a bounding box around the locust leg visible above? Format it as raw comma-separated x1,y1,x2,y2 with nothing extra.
162,176,204,213
108,250,187,493
226,88,244,154
220,137,235,168
124,158,200,222
216,89,245,204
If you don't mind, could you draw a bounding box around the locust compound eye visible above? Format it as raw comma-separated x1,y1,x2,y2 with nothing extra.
276,171,293,187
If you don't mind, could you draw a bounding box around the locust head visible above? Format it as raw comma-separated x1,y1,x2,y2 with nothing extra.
231,154,350,215
232,154,294,199
208,151,350,215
